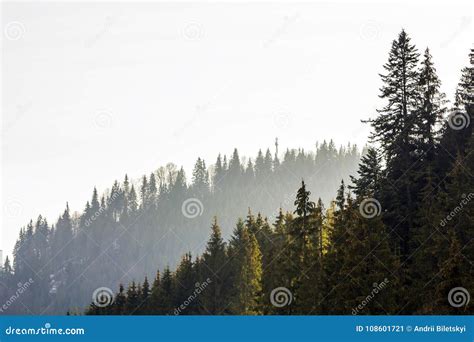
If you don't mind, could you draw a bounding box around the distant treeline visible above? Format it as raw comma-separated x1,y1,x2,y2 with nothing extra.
0,142,361,314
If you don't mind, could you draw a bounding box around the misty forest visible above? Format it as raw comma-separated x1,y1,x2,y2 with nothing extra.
1,30,472,315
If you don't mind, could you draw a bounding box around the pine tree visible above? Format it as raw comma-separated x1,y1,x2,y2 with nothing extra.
288,181,318,313
427,136,474,314
292,181,316,249
409,168,445,312
367,29,420,163
108,180,122,221
239,228,262,314
453,49,474,114
366,29,421,259
333,197,399,314
91,187,100,213
297,198,324,314
148,270,161,314
255,150,265,180
200,218,230,314
140,175,148,208
432,229,473,314
438,49,473,176
113,284,126,315
411,48,447,238
192,158,210,194
350,148,383,197
125,281,139,314
128,185,138,214
264,149,273,175
228,148,242,180
228,221,263,314
138,276,151,314
3,256,12,274
147,173,158,207
213,154,224,190
264,209,291,313
158,267,175,314
269,212,295,314
416,48,446,154
174,253,197,315
294,181,316,219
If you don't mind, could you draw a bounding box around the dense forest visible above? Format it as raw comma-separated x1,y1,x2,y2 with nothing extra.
1,30,473,315
0,140,361,314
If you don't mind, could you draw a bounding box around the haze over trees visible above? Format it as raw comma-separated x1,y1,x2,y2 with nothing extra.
1,30,472,315
0,141,360,314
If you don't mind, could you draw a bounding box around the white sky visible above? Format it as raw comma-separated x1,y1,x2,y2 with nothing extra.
1,1,472,259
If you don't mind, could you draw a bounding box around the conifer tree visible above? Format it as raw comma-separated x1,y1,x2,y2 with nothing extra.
155,267,175,314
297,198,324,313
229,225,263,314
3,256,12,274
350,148,383,197
140,175,148,208
292,181,316,250
147,173,158,207
427,137,474,313
334,197,398,314
416,48,446,155
174,253,197,315
432,229,473,314
125,281,140,314
200,218,229,314
213,154,224,190
148,270,161,314
271,211,295,315
113,284,126,315
288,181,318,313
192,158,210,194
91,187,100,213
366,29,421,259
264,209,291,313
438,49,473,176
128,185,138,214
138,276,151,314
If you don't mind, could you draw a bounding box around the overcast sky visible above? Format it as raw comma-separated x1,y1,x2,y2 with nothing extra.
1,1,472,258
